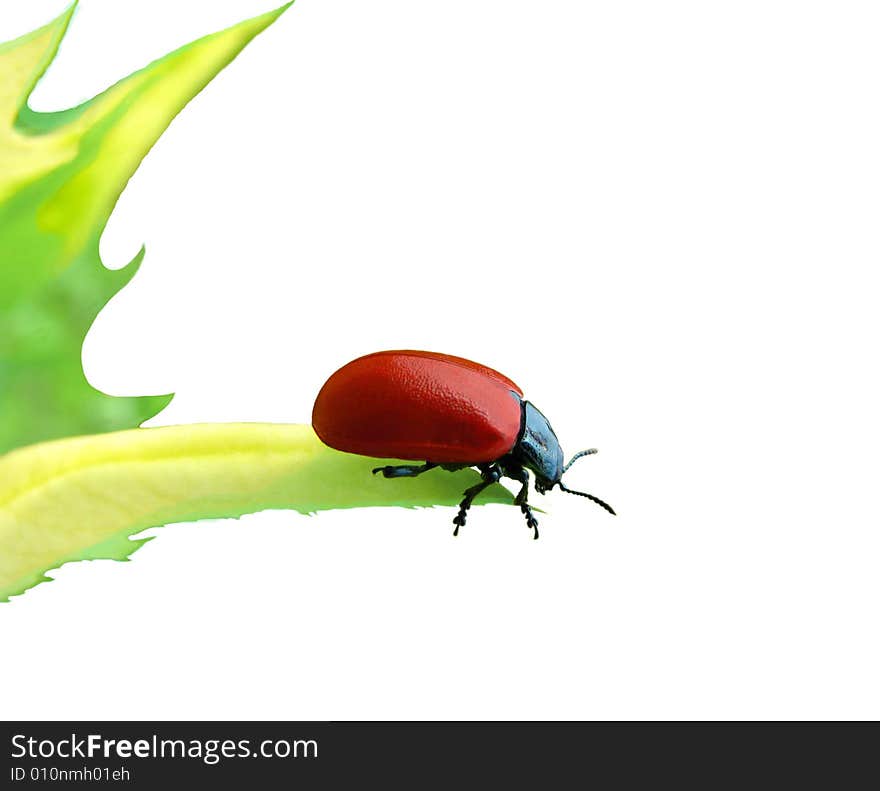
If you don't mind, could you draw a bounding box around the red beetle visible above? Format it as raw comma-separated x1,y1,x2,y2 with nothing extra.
312,350,614,538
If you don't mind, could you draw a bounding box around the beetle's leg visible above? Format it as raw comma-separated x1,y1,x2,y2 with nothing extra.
452,464,502,536
372,461,437,478
478,463,503,484
506,467,540,540
452,480,491,536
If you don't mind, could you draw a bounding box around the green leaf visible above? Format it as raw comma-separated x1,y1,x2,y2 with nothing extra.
0,2,293,453
0,423,512,601
0,5,517,604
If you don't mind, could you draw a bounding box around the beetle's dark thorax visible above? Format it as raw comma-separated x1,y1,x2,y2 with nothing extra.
509,400,564,484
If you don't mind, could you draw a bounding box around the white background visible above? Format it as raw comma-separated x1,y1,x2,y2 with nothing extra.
1,0,879,719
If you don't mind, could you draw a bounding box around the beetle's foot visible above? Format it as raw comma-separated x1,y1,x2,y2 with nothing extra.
452,511,467,537
520,503,539,540
451,479,491,537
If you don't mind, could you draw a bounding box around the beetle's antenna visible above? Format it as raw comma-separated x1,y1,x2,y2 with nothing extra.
562,448,598,475
558,482,616,515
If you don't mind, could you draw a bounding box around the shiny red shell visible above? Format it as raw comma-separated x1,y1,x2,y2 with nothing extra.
312,350,524,463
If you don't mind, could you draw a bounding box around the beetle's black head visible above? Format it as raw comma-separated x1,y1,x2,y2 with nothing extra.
514,401,616,515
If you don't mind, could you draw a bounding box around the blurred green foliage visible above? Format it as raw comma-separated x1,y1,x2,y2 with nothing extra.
0,2,291,453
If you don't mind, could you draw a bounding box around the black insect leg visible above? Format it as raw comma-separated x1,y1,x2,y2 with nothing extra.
372,461,437,478
507,466,540,539
452,464,501,536
452,481,491,536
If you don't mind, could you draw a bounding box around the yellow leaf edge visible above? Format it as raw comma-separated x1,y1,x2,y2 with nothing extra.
0,422,513,602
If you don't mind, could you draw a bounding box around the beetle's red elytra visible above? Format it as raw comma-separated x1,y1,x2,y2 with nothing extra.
312,350,614,538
